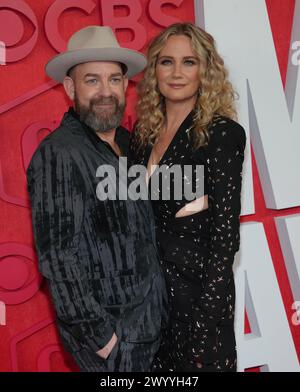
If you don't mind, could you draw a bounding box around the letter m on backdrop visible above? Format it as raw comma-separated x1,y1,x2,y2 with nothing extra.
194,0,300,372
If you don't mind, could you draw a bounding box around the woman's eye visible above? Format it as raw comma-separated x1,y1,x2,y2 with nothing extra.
184,59,197,66
159,59,172,66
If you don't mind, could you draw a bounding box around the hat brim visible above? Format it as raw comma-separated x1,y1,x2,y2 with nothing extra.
45,47,147,82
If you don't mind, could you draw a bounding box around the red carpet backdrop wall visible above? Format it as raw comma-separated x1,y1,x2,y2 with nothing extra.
0,0,299,372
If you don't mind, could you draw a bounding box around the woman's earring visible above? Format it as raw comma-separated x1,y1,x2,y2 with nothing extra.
198,88,203,97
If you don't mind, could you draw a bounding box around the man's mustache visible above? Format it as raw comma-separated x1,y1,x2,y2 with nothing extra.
90,96,119,106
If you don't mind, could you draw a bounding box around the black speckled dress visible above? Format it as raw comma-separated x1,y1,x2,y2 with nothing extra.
130,111,246,372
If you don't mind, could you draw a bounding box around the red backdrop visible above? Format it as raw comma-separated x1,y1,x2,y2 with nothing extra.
0,0,299,372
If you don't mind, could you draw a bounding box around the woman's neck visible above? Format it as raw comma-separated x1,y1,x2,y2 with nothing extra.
164,99,196,133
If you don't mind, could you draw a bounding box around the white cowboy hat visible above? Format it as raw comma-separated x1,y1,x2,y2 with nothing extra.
45,26,147,82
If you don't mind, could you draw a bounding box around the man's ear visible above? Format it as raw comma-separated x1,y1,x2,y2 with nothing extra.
63,76,75,101
123,76,129,92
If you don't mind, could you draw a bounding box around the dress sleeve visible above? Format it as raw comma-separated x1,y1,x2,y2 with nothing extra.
189,119,246,364
27,142,115,352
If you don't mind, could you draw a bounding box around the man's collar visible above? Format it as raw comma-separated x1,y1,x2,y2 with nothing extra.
67,106,130,155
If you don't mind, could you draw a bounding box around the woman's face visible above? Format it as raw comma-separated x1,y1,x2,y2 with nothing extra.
155,34,201,106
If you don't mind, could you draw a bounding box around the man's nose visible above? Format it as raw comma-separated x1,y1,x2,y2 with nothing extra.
98,80,112,96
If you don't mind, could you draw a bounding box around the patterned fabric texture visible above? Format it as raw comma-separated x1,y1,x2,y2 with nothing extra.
27,109,168,372
130,111,246,371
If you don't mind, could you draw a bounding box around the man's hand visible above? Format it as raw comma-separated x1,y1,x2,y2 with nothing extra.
96,333,118,359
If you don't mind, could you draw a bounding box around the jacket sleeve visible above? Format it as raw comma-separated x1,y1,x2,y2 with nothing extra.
189,120,246,364
27,142,115,352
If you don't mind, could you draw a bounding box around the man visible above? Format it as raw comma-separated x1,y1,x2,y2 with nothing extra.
27,26,167,372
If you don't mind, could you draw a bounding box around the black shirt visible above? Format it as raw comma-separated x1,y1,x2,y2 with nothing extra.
27,109,168,369
69,107,130,158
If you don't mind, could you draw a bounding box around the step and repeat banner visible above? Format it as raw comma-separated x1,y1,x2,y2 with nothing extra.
0,0,299,372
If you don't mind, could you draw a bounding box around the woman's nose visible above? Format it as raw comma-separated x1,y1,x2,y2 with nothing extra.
171,63,183,78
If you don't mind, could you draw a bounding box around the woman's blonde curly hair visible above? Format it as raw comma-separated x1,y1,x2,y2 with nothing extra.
135,23,238,150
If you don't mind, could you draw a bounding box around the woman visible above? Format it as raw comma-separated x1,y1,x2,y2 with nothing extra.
130,23,246,372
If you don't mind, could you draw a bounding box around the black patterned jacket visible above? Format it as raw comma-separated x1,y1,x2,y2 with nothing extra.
27,109,167,362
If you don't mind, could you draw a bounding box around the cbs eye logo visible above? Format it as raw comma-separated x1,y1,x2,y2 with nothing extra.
0,0,97,62
0,1,38,63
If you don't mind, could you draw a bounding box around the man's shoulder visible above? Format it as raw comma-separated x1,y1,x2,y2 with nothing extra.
35,109,86,152
116,125,130,155
117,125,130,141
27,115,83,176
30,125,72,162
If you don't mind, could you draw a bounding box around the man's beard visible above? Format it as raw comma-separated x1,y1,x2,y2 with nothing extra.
74,94,125,133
